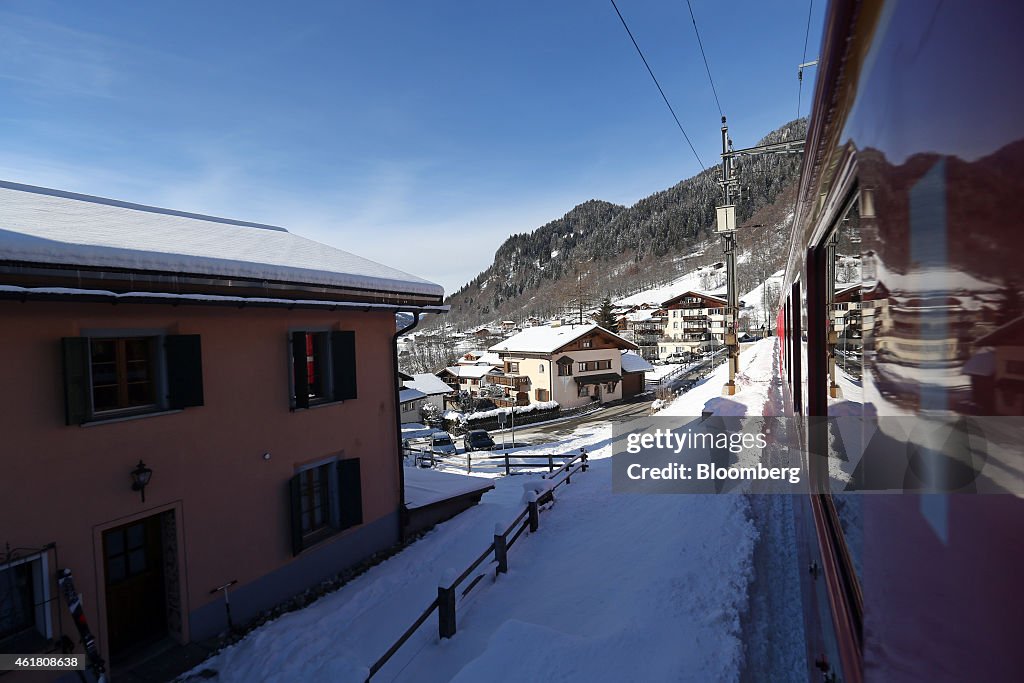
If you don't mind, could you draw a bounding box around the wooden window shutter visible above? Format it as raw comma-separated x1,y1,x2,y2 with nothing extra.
330,331,357,401
61,337,91,425
291,331,309,409
288,474,304,556
165,335,204,409
337,458,363,530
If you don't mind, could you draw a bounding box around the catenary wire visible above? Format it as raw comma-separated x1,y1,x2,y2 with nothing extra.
609,0,706,171
684,0,723,118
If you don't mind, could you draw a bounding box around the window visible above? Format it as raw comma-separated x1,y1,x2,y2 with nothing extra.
557,360,573,376
288,458,363,555
62,334,204,425
90,337,156,412
507,362,519,373
598,360,612,370
535,389,549,401
582,339,593,348
578,362,587,373
290,331,357,409
577,384,589,397
538,364,545,373
299,464,330,538
0,553,50,652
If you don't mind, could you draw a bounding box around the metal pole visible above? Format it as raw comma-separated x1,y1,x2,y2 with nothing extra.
720,117,738,395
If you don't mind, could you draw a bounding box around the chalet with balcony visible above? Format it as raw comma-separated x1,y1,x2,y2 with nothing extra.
0,181,444,673
617,310,666,360
658,291,728,360
488,324,638,409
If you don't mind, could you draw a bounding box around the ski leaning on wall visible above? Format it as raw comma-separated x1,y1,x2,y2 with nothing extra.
57,568,108,683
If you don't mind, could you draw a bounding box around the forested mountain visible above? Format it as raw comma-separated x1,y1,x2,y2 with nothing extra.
434,119,806,331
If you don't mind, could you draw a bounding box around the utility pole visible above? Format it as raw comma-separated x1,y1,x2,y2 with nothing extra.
717,116,740,395
714,114,807,395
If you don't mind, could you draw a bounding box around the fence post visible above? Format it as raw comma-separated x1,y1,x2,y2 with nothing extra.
493,524,508,575
581,447,588,472
548,454,554,473
466,451,472,473
527,492,539,532
437,571,457,639
504,452,510,477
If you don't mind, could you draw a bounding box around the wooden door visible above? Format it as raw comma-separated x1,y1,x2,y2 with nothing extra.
103,515,167,658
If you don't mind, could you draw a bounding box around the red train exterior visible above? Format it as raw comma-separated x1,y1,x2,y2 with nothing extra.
778,1,1024,680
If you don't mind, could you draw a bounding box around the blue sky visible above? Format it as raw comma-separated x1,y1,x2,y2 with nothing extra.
0,1,825,294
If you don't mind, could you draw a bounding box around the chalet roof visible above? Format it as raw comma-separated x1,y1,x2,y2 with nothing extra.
0,180,442,298
405,373,455,395
620,351,654,373
661,290,728,308
399,388,427,403
488,323,638,354
574,372,622,385
443,364,501,379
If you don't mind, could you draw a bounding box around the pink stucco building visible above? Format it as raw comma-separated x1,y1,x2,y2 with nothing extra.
0,181,444,675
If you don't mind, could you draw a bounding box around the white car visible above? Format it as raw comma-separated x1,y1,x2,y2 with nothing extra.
430,431,457,457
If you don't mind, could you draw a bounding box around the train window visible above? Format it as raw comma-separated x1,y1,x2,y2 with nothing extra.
824,198,863,584
827,200,863,409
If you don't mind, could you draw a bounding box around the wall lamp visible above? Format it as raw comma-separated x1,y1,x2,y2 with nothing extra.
131,460,153,503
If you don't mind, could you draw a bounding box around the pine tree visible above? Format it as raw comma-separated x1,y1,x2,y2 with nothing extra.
594,296,618,331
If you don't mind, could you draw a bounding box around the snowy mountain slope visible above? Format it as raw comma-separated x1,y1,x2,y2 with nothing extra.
435,119,807,331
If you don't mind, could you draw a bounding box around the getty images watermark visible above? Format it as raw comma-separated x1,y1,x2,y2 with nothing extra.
611,415,1024,495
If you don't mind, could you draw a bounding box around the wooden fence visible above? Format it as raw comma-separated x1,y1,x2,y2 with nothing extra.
406,446,585,476
365,449,589,681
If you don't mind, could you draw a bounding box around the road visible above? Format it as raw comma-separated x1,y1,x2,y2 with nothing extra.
495,399,653,444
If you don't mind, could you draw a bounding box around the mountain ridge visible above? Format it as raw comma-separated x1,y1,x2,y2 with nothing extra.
434,118,807,331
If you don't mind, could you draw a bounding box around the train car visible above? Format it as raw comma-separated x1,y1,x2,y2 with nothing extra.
779,1,1024,680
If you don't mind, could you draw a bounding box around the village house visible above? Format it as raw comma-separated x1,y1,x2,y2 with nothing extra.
488,324,638,409
617,309,665,360
402,373,454,413
658,291,728,360
0,181,444,672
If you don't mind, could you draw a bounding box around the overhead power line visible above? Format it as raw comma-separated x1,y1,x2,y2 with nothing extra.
609,0,706,171
684,0,723,118
797,0,814,120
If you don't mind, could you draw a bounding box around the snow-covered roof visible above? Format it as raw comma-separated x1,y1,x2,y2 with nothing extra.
406,373,455,395
399,388,427,403
620,351,654,373
623,310,656,322
489,323,637,354
0,181,443,298
403,467,494,510
443,364,500,379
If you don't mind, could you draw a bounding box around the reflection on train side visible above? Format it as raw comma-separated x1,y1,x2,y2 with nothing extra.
826,198,864,581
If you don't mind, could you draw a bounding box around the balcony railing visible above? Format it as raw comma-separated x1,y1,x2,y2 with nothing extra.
493,375,530,388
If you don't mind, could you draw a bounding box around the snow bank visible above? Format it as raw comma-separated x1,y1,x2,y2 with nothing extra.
461,401,559,423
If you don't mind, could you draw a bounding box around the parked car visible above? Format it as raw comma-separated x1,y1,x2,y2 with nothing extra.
430,431,457,456
463,429,495,452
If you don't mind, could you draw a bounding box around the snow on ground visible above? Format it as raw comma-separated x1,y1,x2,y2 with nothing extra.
188,429,758,682
659,339,778,418
738,271,785,330
404,468,494,509
614,265,725,307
